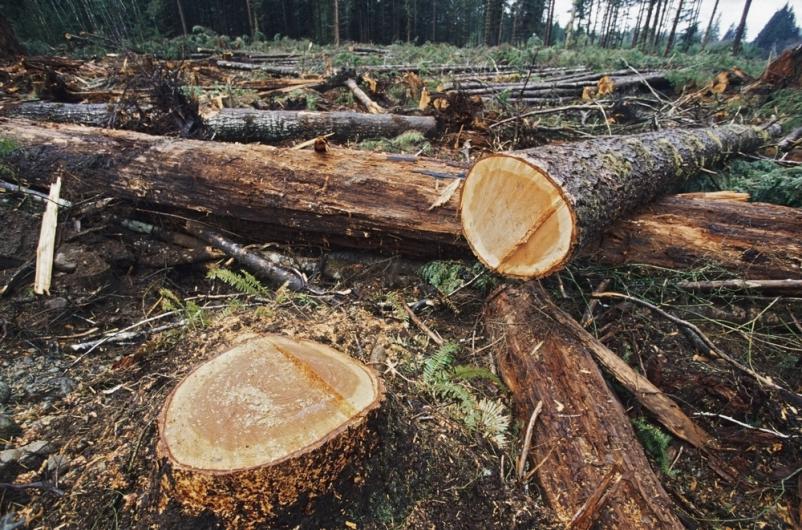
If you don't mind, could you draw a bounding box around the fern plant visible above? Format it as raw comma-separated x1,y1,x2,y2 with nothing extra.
422,342,510,447
206,268,269,297
159,288,206,329
632,417,676,477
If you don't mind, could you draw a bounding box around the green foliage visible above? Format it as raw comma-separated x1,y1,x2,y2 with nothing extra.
753,4,800,53
206,268,269,297
422,342,510,447
419,260,496,295
759,88,802,130
358,130,431,155
159,288,207,329
684,159,802,207
632,418,676,477
0,138,17,157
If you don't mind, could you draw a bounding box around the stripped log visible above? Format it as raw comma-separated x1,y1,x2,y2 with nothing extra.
593,194,802,279
1,118,466,257
344,78,384,114
157,334,384,526
461,124,780,279
216,60,300,76
451,73,669,96
486,283,684,529
3,102,437,142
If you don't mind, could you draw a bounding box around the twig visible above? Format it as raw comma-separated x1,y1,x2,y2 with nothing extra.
591,291,802,406
566,466,622,530
401,302,444,346
581,279,611,327
677,279,802,294
70,310,179,351
516,400,543,481
291,132,335,150
67,319,187,367
0,481,64,496
0,180,73,208
693,412,793,439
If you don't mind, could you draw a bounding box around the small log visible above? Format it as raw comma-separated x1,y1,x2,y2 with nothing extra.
461,124,780,279
3,102,437,142
486,283,684,529
344,78,384,114
157,335,384,526
215,59,300,76
593,195,802,279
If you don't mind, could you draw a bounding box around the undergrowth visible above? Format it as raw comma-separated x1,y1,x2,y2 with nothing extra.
684,159,802,207
358,130,432,155
419,260,497,295
632,418,676,477
422,342,510,448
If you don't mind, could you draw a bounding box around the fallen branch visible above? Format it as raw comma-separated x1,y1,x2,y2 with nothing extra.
33,177,62,295
345,78,384,114
676,279,802,295
516,400,543,481
566,466,623,530
591,291,802,407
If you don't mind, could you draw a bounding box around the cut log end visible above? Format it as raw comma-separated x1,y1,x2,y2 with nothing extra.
157,335,384,524
461,154,576,278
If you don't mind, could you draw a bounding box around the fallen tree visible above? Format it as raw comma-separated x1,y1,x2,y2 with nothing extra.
593,194,802,279
1,118,466,257
460,123,780,278
3,119,796,277
2,102,437,142
485,283,684,529
158,334,383,525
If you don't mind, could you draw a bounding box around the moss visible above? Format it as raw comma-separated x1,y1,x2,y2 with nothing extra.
656,139,683,172
602,152,633,177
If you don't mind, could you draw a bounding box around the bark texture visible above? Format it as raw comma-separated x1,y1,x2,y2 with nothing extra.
2,102,437,142
485,284,684,529
592,195,802,279
1,118,465,256
461,124,779,278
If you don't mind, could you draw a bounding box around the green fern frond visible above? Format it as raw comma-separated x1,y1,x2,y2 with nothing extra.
452,365,503,387
423,341,459,384
206,268,269,297
633,418,676,477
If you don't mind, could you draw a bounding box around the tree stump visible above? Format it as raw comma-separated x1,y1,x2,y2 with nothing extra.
157,335,384,527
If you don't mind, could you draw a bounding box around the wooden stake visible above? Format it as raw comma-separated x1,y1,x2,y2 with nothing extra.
34,177,62,295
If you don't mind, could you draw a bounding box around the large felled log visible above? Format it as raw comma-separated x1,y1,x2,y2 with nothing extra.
2,102,437,142
461,124,779,279
452,72,668,96
1,118,466,256
486,284,683,529
158,334,384,526
592,194,802,279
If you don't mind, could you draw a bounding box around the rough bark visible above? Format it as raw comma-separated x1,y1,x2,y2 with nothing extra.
157,335,384,527
591,194,802,279
485,283,684,529
0,118,466,257
2,102,437,142
461,124,779,279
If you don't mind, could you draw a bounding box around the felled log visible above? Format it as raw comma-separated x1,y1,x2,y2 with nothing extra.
1,118,466,257
3,102,437,142
157,334,383,526
461,124,780,278
593,194,802,279
486,284,683,529
452,72,668,96
216,59,300,76
344,78,384,114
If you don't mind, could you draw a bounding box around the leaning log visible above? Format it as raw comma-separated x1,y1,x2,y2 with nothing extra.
460,124,779,279
0,118,466,257
486,283,684,529
2,102,437,142
592,194,802,279
158,334,383,526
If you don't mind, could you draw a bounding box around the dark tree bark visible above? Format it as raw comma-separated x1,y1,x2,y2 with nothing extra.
663,0,685,56
732,0,753,55
2,102,437,142
486,283,684,529
460,124,780,278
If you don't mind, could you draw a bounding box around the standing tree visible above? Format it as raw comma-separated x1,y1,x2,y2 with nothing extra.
753,4,800,53
663,0,685,55
0,12,24,57
732,0,753,55
333,0,340,45
702,0,720,48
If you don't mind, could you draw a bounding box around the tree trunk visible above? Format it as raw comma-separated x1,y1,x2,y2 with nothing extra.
701,0,719,49
333,0,340,45
174,0,188,36
663,0,685,56
1,118,465,257
460,124,779,279
451,72,669,96
216,60,300,76
485,284,684,529
544,0,556,46
2,102,437,142
732,0,753,55
0,13,24,58
591,194,802,279
344,78,385,114
157,334,384,526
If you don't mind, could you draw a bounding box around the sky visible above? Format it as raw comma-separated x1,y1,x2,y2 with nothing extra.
552,0,802,40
